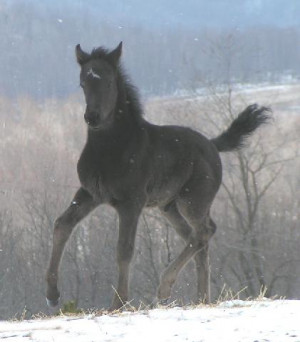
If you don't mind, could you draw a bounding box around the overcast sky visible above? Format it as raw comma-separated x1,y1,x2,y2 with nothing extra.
4,0,300,30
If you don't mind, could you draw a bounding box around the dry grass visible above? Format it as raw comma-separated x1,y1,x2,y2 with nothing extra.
10,285,284,322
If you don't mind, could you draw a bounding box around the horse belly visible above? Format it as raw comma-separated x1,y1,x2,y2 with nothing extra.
145,168,191,207
146,188,177,207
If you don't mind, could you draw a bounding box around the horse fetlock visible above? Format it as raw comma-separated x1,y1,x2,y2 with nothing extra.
46,285,60,308
46,295,60,308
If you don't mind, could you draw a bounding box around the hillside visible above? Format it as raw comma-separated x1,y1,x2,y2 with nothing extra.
0,300,299,341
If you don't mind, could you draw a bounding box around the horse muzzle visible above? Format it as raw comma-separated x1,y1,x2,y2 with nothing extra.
84,110,113,130
84,111,100,127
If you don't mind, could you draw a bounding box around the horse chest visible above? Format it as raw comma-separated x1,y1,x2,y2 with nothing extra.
77,150,113,202
77,148,138,203
77,165,108,202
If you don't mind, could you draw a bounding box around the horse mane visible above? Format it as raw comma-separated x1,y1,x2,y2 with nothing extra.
89,47,144,121
117,66,144,121
90,47,110,59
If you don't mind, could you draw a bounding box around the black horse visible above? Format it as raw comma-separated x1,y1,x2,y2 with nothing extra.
46,42,270,310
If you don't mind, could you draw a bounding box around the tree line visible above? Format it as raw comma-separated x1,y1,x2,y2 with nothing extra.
1,1,300,99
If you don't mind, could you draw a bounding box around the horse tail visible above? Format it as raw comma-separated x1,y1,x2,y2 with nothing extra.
211,104,271,153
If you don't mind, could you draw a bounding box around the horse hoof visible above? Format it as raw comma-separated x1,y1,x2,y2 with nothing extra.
46,297,60,308
158,298,169,306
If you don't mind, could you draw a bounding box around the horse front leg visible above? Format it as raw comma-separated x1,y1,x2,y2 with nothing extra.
46,188,98,307
110,202,142,311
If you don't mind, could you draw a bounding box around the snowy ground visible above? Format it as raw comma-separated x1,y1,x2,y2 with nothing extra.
0,300,300,342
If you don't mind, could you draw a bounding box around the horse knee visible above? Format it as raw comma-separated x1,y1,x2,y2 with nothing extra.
190,218,216,250
201,216,217,241
54,217,64,230
189,238,205,251
55,208,76,227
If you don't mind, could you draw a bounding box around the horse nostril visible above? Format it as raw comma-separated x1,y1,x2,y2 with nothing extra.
84,112,98,126
84,113,90,123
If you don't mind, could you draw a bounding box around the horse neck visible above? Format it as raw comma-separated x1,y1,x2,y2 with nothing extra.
87,85,142,148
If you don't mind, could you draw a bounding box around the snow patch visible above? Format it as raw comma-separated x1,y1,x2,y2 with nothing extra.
0,300,300,342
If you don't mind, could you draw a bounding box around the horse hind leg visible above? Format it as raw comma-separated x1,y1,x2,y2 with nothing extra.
158,185,217,303
157,202,193,301
194,217,217,303
176,173,218,304
157,218,216,303
160,201,192,241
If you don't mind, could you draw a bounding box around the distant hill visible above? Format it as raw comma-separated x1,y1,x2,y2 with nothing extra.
0,0,300,99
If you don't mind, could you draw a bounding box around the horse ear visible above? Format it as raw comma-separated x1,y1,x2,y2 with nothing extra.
108,42,122,66
75,44,89,65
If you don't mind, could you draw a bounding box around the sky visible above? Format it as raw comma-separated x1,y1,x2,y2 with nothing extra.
54,0,300,29
5,0,300,30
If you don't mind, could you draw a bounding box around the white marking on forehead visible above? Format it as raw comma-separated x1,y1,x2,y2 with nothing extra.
87,68,101,79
